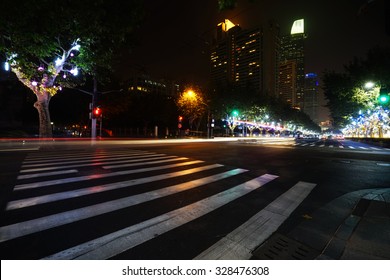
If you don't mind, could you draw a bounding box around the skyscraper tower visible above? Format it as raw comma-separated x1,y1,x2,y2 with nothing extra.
303,73,319,123
279,19,307,109
210,19,279,96
211,19,260,92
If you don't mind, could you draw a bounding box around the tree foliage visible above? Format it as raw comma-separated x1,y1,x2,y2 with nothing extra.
176,86,207,130
0,0,144,137
323,46,390,128
322,71,356,127
0,0,143,79
210,84,320,132
217,0,256,10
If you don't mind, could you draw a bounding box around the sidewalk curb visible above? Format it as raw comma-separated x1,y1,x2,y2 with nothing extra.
317,189,390,259
260,188,390,260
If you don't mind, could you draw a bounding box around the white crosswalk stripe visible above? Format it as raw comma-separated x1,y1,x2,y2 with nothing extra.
240,138,389,152
6,164,230,211
17,169,79,179
291,142,387,151
14,159,201,191
0,149,316,260
21,152,163,170
44,174,278,260
195,181,316,259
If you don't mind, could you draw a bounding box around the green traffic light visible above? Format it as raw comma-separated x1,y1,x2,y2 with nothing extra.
232,110,239,116
378,88,390,105
379,94,389,104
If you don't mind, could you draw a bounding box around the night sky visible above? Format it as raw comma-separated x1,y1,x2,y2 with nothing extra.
125,0,390,86
120,0,389,121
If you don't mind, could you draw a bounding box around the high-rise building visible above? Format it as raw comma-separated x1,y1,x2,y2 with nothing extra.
233,27,262,90
262,20,281,97
125,66,180,98
210,19,279,96
279,60,296,105
303,73,319,123
279,19,307,109
210,20,232,89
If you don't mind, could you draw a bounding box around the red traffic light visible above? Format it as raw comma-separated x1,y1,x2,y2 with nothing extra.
178,116,183,122
93,107,102,117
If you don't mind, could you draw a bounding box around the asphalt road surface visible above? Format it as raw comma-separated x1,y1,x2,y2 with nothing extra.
0,138,389,259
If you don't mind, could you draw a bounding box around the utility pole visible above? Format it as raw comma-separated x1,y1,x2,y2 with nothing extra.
80,77,122,140
91,77,98,139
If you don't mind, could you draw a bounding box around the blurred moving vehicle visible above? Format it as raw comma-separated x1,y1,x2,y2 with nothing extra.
321,133,344,140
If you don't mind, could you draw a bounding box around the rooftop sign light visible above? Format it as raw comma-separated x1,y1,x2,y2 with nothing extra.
218,19,236,32
291,19,304,35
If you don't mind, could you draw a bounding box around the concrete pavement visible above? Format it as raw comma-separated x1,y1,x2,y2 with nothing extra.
319,188,390,259
253,188,390,260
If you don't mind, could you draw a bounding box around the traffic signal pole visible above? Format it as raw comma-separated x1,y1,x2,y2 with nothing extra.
91,77,98,139
79,76,118,140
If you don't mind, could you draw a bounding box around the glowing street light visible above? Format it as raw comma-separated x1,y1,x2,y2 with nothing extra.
364,81,375,89
55,56,64,67
4,62,10,71
70,67,79,76
183,89,196,102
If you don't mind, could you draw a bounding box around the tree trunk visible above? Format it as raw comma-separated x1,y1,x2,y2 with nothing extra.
11,69,55,138
34,91,52,138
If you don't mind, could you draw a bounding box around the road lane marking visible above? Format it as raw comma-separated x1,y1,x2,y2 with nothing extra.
0,147,40,152
23,150,147,161
22,152,161,168
17,169,79,180
20,155,176,173
7,164,232,210
23,150,150,162
376,162,390,167
194,181,316,260
102,157,186,169
42,174,278,260
1,164,226,241
14,160,202,191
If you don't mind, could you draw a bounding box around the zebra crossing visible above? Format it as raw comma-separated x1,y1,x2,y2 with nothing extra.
293,141,390,151
0,148,316,260
241,138,390,151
